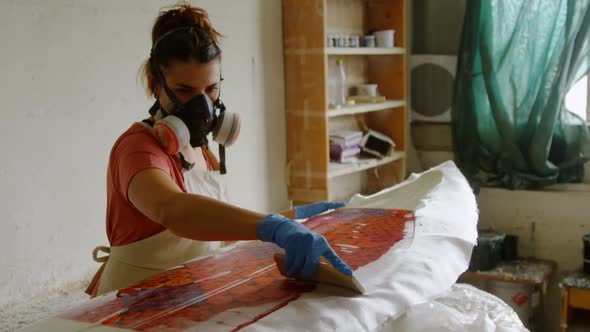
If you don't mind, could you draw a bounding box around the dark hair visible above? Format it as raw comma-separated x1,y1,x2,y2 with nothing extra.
141,1,222,97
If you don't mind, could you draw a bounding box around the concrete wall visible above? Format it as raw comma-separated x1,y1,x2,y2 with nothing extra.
0,0,286,305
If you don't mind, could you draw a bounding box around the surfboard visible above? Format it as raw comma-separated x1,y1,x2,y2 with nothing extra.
56,208,414,331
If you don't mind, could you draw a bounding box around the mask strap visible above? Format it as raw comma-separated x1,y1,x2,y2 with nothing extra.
213,76,224,110
219,144,227,175
149,56,184,114
218,76,224,100
178,152,195,170
215,75,227,175
148,99,160,116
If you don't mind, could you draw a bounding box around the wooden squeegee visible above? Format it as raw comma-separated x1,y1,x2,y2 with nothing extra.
273,253,365,294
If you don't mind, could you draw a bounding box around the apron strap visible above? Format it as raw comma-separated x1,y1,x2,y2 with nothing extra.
85,246,110,296
93,246,111,263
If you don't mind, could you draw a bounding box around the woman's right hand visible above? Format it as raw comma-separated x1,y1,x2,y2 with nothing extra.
256,214,352,279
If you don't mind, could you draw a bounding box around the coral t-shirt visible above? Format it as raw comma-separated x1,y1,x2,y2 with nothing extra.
106,122,186,246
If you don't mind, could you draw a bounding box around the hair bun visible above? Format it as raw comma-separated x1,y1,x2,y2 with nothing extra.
152,1,222,46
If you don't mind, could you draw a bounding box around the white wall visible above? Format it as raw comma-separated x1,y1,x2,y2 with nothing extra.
0,0,286,305
478,189,590,273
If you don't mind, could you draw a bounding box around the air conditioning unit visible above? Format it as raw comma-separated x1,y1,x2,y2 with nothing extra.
411,55,457,123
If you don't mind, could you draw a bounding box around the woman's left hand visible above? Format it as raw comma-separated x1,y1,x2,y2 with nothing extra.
293,201,345,219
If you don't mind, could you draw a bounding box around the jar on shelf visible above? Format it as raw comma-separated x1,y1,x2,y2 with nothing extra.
340,34,350,47
349,34,360,48
327,33,335,47
363,35,376,47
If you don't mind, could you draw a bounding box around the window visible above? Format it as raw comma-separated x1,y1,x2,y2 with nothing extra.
565,75,589,122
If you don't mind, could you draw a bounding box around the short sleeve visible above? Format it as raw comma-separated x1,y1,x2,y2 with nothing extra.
113,133,173,200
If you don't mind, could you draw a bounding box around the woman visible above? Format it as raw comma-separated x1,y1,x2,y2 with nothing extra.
86,2,351,297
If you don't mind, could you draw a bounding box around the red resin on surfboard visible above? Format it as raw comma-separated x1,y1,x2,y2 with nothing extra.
60,208,414,331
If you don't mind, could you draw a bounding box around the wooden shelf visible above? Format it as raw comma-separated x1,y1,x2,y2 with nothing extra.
284,0,408,204
326,47,405,55
329,152,405,178
328,100,405,117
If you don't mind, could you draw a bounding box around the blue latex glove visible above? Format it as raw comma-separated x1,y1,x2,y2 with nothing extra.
293,201,346,219
257,214,353,279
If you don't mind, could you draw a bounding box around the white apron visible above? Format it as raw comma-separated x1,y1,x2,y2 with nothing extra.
87,150,229,297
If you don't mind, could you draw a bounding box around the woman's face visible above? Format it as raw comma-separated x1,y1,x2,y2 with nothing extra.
155,58,221,113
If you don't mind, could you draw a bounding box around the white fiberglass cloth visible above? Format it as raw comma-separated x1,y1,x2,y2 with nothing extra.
385,283,527,332
246,161,480,332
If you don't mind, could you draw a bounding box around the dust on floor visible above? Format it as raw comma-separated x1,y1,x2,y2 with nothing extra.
1,278,90,332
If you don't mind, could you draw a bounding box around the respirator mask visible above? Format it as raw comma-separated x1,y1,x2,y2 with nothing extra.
147,26,241,174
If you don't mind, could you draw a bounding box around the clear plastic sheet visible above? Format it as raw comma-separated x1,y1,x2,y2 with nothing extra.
384,283,527,332
561,272,590,290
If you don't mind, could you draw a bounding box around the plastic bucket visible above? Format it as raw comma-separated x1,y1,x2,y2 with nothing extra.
356,84,379,97
488,281,533,328
502,234,519,261
374,29,395,48
468,231,505,271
